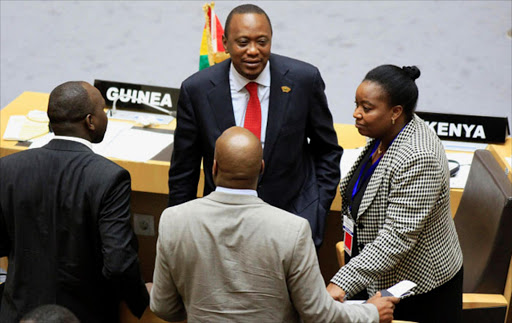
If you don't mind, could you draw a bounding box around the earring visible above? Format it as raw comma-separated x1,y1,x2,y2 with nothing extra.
391,118,395,125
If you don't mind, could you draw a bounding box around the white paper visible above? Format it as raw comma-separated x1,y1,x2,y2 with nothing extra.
92,121,134,156
345,280,417,304
3,116,25,140
3,115,48,141
386,280,417,297
442,140,487,152
340,147,364,179
98,128,173,162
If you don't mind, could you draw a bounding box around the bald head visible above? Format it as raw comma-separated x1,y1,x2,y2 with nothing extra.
213,127,264,190
20,304,79,323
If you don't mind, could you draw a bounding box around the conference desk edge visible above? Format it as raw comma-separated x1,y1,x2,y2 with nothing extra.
6,91,505,212
2,91,511,281
1,92,351,209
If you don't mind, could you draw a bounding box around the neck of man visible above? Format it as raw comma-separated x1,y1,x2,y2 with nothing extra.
215,177,258,191
52,125,91,142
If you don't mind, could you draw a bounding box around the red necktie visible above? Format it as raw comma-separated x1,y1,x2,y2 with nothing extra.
244,82,261,140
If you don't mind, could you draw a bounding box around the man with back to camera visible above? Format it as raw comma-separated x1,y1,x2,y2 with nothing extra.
152,126,399,323
0,81,149,322
168,3,343,248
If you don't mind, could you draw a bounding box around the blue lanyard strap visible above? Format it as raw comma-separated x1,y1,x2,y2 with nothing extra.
350,123,408,205
351,140,381,202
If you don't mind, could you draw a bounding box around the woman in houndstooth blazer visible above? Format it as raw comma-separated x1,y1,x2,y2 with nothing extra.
327,65,463,322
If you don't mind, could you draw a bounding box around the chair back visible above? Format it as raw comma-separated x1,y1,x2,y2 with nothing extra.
454,149,512,294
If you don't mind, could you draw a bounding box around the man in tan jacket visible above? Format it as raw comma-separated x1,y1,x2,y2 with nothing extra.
151,126,398,323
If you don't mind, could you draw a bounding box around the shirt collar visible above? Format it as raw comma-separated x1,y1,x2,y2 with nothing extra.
53,135,92,149
230,60,271,92
215,186,258,197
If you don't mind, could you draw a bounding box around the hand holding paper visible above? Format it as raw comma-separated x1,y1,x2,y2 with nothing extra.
380,280,417,298
366,291,401,323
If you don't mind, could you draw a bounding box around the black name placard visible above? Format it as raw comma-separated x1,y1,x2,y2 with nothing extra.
416,111,510,143
94,79,179,116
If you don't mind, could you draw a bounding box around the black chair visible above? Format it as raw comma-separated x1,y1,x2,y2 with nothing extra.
454,149,512,323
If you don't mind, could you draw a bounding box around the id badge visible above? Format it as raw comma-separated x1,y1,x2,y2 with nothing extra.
343,215,355,257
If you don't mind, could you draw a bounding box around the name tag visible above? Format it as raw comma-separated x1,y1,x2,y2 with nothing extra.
343,215,355,257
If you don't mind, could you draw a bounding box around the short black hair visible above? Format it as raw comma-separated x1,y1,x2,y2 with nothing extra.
48,81,93,124
224,4,273,39
21,304,80,323
363,65,421,120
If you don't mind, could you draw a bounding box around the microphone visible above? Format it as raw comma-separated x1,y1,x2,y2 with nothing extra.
448,159,460,177
109,94,175,117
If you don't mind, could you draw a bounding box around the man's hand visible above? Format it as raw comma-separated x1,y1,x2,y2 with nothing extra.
366,291,400,323
326,283,346,302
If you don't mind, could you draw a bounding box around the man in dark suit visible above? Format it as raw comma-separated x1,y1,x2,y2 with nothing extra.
168,4,343,247
0,81,149,322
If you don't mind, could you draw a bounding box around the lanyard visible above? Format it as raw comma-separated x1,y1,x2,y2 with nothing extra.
350,124,408,205
351,140,382,202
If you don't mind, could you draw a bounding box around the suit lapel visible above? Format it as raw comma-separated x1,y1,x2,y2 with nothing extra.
207,60,236,132
357,150,388,218
357,118,417,218
264,55,294,160
340,141,372,217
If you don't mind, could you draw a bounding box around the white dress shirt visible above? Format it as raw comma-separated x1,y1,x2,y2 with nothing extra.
215,186,258,197
229,62,270,146
53,135,92,149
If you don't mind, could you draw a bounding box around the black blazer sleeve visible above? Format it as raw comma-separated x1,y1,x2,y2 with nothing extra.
307,68,343,214
0,202,9,257
98,168,149,317
168,82,203,207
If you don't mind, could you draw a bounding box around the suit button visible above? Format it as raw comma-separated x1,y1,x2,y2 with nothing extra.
358,223,364,229
358,243,365,250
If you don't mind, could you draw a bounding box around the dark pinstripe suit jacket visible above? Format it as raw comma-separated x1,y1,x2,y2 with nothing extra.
0,139,148,323
331,115,463,297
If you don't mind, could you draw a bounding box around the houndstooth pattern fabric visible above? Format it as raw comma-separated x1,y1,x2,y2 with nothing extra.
331,114,463,297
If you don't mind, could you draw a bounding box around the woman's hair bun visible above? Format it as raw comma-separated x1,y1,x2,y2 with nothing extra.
402,66,421,81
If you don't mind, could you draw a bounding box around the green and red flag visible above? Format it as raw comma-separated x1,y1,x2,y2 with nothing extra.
199,2,230,70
